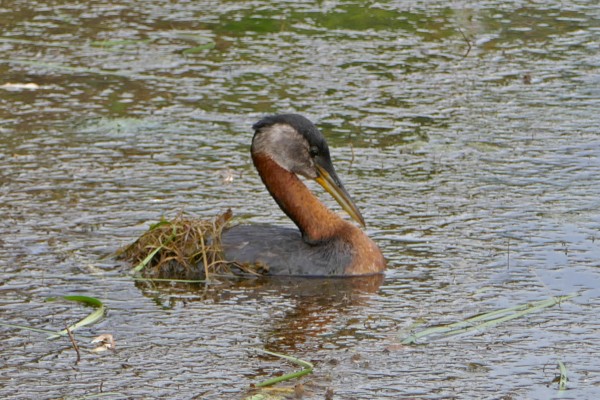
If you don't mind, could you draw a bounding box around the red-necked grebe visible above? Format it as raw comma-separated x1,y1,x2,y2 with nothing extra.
221,114,386,276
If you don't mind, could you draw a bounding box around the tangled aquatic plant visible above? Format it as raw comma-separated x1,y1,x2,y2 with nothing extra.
118,210,266,280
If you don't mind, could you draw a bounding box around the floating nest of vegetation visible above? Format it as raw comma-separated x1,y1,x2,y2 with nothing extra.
117,210,268,280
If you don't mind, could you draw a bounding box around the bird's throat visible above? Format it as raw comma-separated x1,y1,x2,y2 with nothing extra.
252,152,346,243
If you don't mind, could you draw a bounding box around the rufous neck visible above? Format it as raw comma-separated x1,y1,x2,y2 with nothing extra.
252,152,346,243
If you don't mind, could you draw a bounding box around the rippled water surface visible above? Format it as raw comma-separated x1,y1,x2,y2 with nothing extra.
1,1,599,399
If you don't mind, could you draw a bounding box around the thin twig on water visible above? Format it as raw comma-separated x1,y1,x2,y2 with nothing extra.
65,323,81,364
458,27,472,58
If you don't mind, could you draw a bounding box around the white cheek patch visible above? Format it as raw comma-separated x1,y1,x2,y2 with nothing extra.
254,123,313,177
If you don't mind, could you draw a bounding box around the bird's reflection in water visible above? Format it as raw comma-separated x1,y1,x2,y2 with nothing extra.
253,275,384,351
134,274,383,350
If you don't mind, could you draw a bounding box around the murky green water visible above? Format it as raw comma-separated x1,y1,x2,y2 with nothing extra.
1,1,599,399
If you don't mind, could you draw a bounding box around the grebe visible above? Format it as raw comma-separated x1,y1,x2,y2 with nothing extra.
221,114,386,276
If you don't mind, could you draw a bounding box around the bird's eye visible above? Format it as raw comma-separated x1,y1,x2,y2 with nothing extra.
309,146,319,157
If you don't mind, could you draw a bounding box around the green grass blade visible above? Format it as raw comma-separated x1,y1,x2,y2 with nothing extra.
558,361,568,390
0,322,58,335
132,223,179,273
401,294,576,345
148,219,171,231
47,296,105,340
182,42,216,54
78,393,128,399
132,245,163,272
131,277,207,283
254,349,314,387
